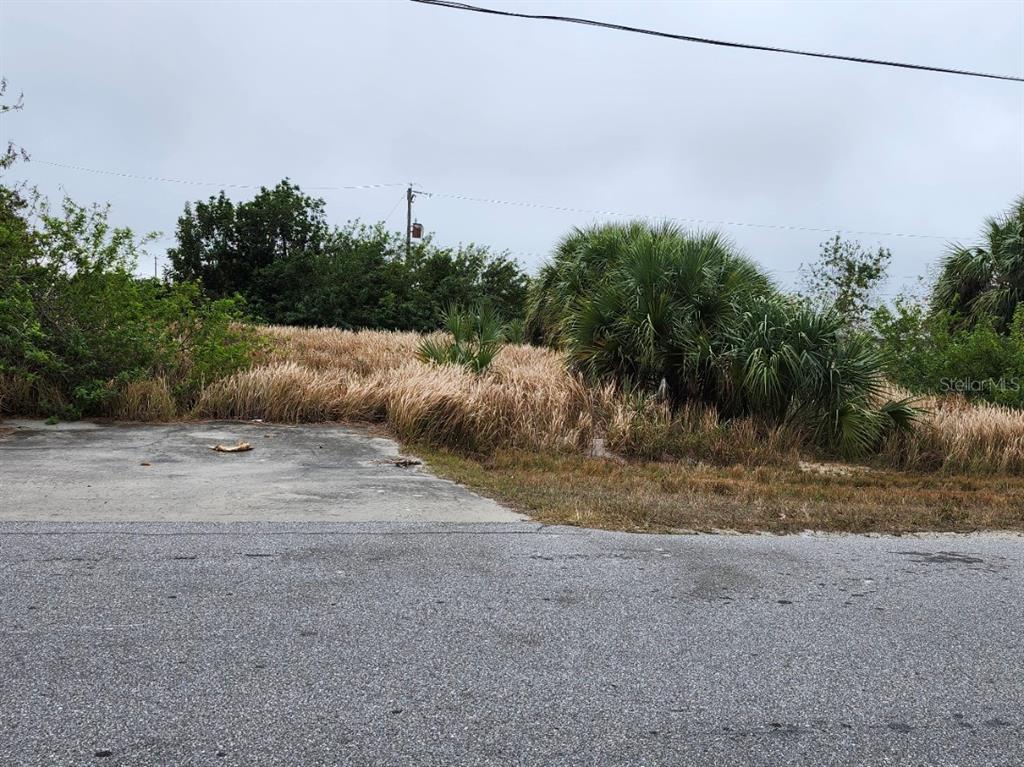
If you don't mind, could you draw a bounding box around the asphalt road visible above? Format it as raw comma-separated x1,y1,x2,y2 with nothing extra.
1,422,1022,766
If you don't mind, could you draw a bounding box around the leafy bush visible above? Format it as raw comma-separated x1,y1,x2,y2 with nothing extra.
528,221,915,456
867,199,1024,410
417,303,505,373
873,298,1024,408
0,189,256,419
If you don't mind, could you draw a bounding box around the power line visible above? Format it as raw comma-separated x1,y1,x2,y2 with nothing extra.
30,157,973,242
409,0,1024,84
29,159,406,192
417,189,969,241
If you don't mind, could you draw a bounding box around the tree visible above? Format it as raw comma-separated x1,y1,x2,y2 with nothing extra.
168,180,328,303
799,235,891,327
168,184,530,331
0,185,46,385
932,196,1024,330
0,82,253,419
1,192,253,418
404,242,528,331
0,81,51,394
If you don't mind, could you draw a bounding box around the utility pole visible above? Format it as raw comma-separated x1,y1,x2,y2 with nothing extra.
405,184,415,259
154,254,158,280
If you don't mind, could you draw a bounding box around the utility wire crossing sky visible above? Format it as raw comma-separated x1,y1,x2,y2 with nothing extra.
409,0,1024,83
29,158,974,243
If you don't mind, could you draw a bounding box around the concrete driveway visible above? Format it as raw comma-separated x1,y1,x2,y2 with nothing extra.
1,421,1022,766
0,420,517,523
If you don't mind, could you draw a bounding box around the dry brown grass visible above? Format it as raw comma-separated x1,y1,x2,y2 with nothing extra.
0,373,67,416
419,448,1024,534
187,326,1024,478
194,326,599,453
112,379,177,422
881,393,1024,474
1,373,176,422
604,396,805,466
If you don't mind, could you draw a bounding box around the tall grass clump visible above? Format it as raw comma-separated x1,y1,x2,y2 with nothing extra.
603,393,804,466
880,391,1024,474
195,327,599,454
527,221,916,457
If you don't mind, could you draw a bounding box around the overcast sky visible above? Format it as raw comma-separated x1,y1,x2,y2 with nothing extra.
2,0,1021,293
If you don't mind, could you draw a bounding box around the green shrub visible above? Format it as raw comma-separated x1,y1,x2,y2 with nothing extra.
873,299,1024,407
417,303,505,373
727,298,917,455
872,197,1024,410
0,190,257,419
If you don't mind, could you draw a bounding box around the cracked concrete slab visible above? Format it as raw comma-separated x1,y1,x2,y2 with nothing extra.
0,420,522,523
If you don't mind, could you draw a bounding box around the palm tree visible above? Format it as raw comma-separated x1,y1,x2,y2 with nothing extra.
933,196,1024,330
726,298,916,455
525,221,655,345
562,223,771,403
530,221,916,456
417,302,505,373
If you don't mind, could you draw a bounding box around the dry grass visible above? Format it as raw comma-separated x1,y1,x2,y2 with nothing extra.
881,393,1024,474
0,373,67,416
604,396,805,466
185,326,1024,478
194,326,599,453
1,373,176,422
112,379,177,422
419,448,1024,534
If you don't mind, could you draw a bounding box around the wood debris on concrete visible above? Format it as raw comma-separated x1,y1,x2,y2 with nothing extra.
211,441,253,453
